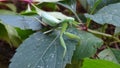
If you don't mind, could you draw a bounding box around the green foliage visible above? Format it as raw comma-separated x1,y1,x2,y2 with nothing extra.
0,15,42,30
0,22,22,47
115,27,120,35
58,0,77,12
98,48,120,64
37,2,57,10
85,3,120,27
82,58,120,68
9,31,77,68
58,0,81,23
0,10,16,15
0,3,16,13
0,0,120,68
0,23,10,44
15,28,34,40
80,0,120,12
67,28,103,60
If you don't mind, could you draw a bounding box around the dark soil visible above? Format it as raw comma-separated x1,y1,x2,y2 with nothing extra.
0,40,15,68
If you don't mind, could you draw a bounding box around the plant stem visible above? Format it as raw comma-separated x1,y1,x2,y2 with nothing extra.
86,0,102,27
88,29,120,42
86,18,91,27
72,11,82,23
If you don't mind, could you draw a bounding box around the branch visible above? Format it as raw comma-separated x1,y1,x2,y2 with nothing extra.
88,29,120,42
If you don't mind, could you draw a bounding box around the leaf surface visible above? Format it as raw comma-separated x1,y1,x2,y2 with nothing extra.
79,0,120,11
115,27,120,35
0,23,10,43
98,48,120,64
57,0,76,12
9,31,77,68
67,28,103,60
0,15,41,30
0,10,16,15
0,22,22,47
85,3,120,27
82,58,120,68
15,28,34,40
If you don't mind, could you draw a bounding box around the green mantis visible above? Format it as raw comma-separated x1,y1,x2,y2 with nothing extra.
59,21,80,57
32,3,80,58
60,22,68,57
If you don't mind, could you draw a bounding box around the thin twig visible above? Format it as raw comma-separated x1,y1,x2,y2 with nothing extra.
88,29,120,43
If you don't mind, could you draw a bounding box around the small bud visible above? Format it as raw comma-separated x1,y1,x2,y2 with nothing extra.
77,23,88,31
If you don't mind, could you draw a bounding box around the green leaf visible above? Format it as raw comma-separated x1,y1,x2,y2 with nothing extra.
78,0,87,10
9,31,77,68
0,3,16,12
57,0,77,12
0,15,42,30
115,27,120,35
82,58,120,68
0,10,16,15
21,11,37,15
88,0,120,10
5,3,16,12
37,2,57,11
80,0,120,12
57,0,81,23
0,23,10,43
5,25,22,47
98,48,120,64
85,3,120,27
0,22,22,47
15,28,34,40
67,28,103,60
